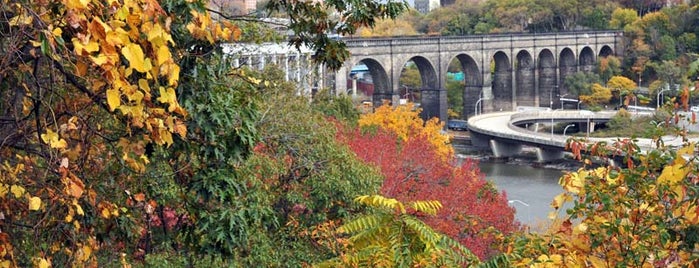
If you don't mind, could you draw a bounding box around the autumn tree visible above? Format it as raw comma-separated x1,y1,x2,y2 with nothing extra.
607,75,637,106
505,140,699,267
579,83,612,107
597,56,622,83
609,7,638,30
358,18,418,37
0,0,408,266
0,0,232,265
340,104,518,259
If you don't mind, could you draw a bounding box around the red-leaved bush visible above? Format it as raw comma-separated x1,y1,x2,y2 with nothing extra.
337,125,519,259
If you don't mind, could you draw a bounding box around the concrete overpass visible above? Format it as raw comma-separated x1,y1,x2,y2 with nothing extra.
335,31,624,123
465,110,690,162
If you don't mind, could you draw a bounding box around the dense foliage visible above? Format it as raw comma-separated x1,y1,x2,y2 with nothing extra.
339,104,518,260
3,0,699,267
318,195,479,267
0,0,406,266
505,141,699,267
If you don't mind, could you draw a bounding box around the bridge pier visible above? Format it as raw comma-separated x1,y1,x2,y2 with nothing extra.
536,148,565,163
489,139,523,158
420,88,448,122
469,132,492,149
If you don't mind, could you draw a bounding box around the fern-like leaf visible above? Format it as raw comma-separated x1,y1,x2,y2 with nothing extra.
410,199,442,215
354,195,406,213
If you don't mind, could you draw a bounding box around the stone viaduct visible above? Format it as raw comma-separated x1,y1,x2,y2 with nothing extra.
333,31,624,122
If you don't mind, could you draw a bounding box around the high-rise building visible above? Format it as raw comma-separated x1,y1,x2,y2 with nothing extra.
414,0,440,13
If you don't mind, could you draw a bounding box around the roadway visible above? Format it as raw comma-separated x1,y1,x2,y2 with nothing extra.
467,110,694,155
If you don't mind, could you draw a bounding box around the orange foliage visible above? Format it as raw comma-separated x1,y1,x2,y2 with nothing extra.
358,103,453,159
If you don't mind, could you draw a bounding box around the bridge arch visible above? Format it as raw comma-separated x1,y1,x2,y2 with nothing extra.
352,57,392,107
599,45,614,57
559,48,576,97
398,56,441,119
338,31,623,123
401,56,438,91
450,54,482,118
579,47,596,73
516,50,535,107
492,51,513,112
538,49,557,108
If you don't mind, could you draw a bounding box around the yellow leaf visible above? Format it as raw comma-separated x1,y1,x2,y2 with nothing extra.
677,144,695,161
121,43,152,73
147,23,172,46
10,184,25,198
156,87,178,111
75,202,84,216
100,207,111,219
159,128,173,146
167,64,180,86
40,129,68,149
657,163,688,185
156,45,170,65
65,0,91,9
551,193,570,209
0,183,8,198
72,38,99,55
9,12,33,26
106,89,120,111
81,245,92,261
588,255,606,268
52,27,62,37
90,54,110,66
65,210,73,223
29,196,42,211
0,260,10,268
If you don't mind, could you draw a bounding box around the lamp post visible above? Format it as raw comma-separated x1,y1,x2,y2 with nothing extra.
508,199,531,224
550,110,554,137
474,91,483,116
549,86,553,109
657,84,670,109
563,124,575,136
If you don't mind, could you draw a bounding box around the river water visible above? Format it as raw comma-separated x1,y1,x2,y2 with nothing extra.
455,144,580,228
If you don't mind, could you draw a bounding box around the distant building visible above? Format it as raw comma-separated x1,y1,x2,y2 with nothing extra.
414,0,440,13
440,0,455,6
209,0,257,19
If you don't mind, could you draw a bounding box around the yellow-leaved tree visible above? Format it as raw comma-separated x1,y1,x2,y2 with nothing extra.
607,75,638,106
505,140,699,267
358,103,453,159
0,0,238,266
579,83,612,106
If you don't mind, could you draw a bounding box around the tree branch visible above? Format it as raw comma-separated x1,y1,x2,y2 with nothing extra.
52,59,111,112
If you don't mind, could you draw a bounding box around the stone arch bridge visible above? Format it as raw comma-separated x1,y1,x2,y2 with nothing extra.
334,31,623,122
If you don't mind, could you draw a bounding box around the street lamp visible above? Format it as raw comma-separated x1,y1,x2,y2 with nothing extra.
657,84,671,109
550,110,554,137
474,91,483,116
508,199,531,224
549,85,560,110
563,124,575,136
